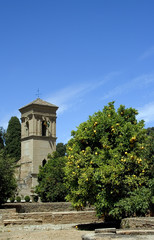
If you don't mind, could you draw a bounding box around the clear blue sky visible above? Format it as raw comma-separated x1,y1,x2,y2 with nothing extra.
0,0,154,143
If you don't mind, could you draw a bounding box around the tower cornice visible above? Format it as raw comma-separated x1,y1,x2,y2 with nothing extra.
19,98,58,113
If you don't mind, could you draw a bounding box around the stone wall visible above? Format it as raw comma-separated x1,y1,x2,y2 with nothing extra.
0,208,17,225
5,211,101,225
121,217,154,229
1,203,103,226
3,202,73,213
3,202,94,213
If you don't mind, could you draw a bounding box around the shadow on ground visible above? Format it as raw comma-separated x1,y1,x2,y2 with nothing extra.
76,221,121,231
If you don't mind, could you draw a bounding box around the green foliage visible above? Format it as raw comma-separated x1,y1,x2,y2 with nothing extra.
24,195,30,202
146,127,154,136
33,195,38,202
10,196,15,203
0,151,17,205
146,127,154,178
36,153,67,202
5,116,21,161
0,127,5,150
16,196,21,202
97,187,151,219
144,127,154,206
64,102,152,219
56,143,66,157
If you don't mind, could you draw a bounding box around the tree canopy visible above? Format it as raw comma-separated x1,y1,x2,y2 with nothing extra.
145,127,154,203
5,116,21,161
0,127,5,150
64,102,153,219
35,151,67,202
56,142,66,157
0,151,17,205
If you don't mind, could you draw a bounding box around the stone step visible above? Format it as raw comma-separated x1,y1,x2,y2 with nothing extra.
121,217,154,229
0,209,17,225
2,210,103,225
95,228,116,233
0,208,16,214
117,229,154,235
2,213,18,220
15,211,103,224
82,229,154,240
3,218,42,226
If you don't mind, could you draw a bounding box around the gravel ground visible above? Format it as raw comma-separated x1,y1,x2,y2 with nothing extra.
0,229,90,240
0,225,154,240
0,224,90,240
1,228,154,240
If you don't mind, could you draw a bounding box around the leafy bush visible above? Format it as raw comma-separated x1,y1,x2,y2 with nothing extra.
36,153,67,202
56,143,66,157
10,196,15,203
0,127,5,150
103,187,151,219
33,195,38,202
0,151,17,205
16,196,21,202
24,195,30,202
64,102,152,219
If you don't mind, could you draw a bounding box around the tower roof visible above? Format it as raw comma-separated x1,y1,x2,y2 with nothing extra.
19,98,58,112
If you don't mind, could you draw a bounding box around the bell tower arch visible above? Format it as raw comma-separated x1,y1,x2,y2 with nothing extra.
18,98,58,196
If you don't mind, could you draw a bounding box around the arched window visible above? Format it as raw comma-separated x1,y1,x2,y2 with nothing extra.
42,121,46,136
42,159,47,167
26,121,29,136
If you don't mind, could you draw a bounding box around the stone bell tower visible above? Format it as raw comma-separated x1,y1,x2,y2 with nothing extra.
18,98,58,196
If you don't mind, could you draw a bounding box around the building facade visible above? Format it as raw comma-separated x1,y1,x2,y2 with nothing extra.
17,98,58,196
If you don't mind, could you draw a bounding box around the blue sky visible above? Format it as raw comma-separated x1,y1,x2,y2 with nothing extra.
0,0,154,143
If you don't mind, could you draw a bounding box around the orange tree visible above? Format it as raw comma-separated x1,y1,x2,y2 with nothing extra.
64,102,153,219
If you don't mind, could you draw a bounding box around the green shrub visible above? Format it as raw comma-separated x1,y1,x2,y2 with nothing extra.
0,151,17,205
16,196,21,202
33,195,38,202
36,153,67,202
10,196,15,203
24,195,30,202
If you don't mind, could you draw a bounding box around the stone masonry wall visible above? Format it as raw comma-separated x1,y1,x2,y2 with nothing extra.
121,217,154,229
3,202,94,213
11,211,101,225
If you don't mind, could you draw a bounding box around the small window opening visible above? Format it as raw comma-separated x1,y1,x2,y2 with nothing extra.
42,159,47,167
26,121,29,136
42,121,46,136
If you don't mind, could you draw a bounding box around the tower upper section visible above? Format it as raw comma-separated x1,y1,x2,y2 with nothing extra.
19,98,58,140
